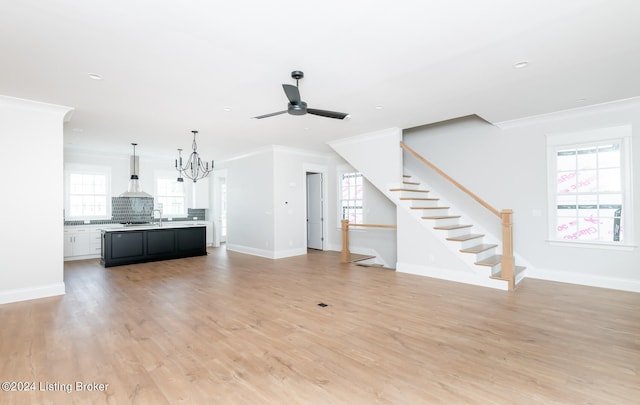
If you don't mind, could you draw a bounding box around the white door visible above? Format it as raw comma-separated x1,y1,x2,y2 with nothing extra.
306,172,323,250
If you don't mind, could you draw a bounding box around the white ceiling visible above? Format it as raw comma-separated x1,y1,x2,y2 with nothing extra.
2,0,640,160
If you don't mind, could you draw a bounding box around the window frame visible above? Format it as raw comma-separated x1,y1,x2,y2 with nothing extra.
338,170,364,227
64,163,112,220
546,125,634,249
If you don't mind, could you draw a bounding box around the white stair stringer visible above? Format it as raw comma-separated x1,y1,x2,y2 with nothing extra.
388,171,528,290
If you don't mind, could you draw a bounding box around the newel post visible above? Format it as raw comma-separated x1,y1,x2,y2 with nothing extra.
500,209,515,291
341,219,351,263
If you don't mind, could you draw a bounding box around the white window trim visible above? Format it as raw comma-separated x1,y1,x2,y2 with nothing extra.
64,163,112,220
546,125,635,249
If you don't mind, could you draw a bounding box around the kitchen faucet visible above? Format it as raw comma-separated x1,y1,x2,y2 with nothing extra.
153,209,163,227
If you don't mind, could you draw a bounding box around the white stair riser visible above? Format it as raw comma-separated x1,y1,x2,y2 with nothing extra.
446,227,473,238
400,191,431,198
407,199,440,208
425,217,460,227
474,248,498,262
458,238,485,250
417,208,450,216
473,266,494,277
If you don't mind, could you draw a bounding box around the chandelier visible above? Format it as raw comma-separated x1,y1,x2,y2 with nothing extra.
175,130,214,183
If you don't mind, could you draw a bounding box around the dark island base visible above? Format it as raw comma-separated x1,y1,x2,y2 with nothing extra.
101,226,207,267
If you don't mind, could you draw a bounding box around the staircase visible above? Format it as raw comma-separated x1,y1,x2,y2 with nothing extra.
391,175,526,288
328,127,528,291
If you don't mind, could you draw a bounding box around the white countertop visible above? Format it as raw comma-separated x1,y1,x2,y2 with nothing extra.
64,222,210,232
100,223,208,232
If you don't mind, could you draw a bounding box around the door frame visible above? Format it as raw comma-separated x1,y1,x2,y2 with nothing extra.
303,163,328,251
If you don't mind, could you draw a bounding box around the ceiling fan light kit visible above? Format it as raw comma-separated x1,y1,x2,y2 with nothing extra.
254,71,349,120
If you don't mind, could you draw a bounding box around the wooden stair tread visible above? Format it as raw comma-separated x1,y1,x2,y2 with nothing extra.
422,215,461,220
403,181,420,185
460,244,498,254
410,206,450,210
389,188,429,192
434,224,472,230
475,255,502,267
348,255,376,263
490,266,526,281
399,197,439,201
355,262,395,270
446,234,484,242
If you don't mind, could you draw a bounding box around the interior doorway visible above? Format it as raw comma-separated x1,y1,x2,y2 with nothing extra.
212,170,227,247
306,172,324,250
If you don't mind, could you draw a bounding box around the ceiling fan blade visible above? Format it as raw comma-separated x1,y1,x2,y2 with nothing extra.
253,110,287,119
307,108,350,120
282,84,301,104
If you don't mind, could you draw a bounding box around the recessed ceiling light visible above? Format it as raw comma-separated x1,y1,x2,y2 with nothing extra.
576,98,587,103
88,73,103,80
512,61,529,69
375,105,384,110
223,107,232,112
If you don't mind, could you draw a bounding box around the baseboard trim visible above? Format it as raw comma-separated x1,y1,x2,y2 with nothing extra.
225,244,307,260
527,268,640,293
0,282,66,305
273,248,307,259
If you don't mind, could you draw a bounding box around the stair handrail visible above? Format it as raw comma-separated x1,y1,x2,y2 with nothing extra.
400,141,515,290
400,142,500,217
341,219,396,264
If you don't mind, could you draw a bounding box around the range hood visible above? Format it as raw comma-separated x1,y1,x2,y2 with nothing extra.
120,143,152,198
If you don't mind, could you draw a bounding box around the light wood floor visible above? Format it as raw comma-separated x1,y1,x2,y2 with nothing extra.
1,247,638,404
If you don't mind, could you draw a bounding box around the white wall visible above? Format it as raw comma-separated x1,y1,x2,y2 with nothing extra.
222,148,275,258
273,147,328,258
328,127,403,196
403,98,640,292
0,96,73,304
218,145,398,264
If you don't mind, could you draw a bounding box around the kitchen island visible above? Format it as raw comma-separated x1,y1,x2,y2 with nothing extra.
101,224,207,267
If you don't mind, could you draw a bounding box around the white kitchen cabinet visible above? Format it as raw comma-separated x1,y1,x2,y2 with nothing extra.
64,227,102,260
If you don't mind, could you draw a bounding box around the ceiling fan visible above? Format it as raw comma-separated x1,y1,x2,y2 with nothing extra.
254,71,349,120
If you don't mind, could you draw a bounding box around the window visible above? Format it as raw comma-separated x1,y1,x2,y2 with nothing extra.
65,165,110,219
547,125,633,246
340,171,363,225
156,176,186,216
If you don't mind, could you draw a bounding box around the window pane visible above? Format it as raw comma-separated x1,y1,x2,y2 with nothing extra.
576,170,597,192
68,172,108,218
598,168,621,192
598,144,620,168
557,150,576,171
576,147,598,170
557,217,578,239
156,177,185,216
340,172,363,224
557,171,576,193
